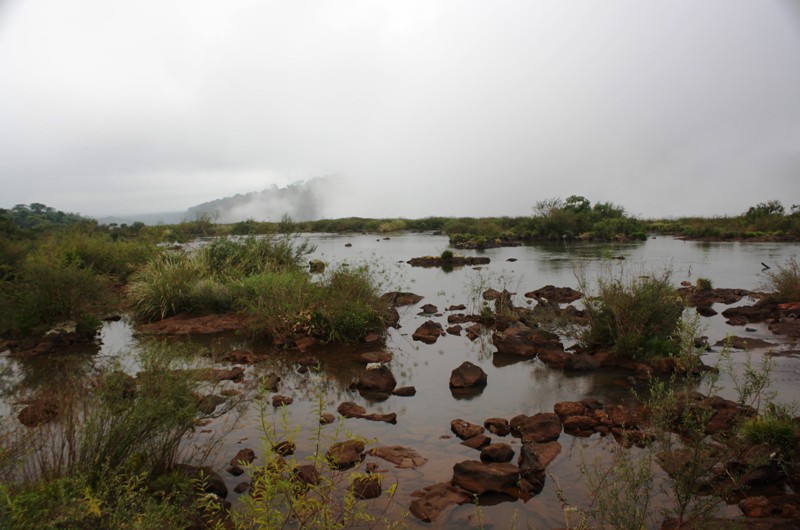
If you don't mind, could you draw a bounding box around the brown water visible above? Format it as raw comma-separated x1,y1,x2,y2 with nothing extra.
2,234,799,528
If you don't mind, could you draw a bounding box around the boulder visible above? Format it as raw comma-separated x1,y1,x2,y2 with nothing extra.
451,460,519,495
356,365,397,393
230,448,256,466
518,441,561,492
409,482,472,522
449,361,488,388
420,304,438,314
524,285,583,303
484,417,511,436
460,434,492,450
513,413,562,443
368,446,427,468
451,419,485,440
412,320,445,344
326,440,366,469
351,474,382,499
480,443,515,463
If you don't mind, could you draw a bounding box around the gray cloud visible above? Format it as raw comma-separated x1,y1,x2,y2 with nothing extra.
1,0,798,219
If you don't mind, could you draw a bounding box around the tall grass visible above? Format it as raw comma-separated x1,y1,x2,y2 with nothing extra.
127,252,205,321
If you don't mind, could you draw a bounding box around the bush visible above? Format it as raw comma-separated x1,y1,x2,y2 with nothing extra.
583,270,684,359
7,250,109,335
440,249,454,261
740,403,797,457
695,277,713,291
762,257,800,302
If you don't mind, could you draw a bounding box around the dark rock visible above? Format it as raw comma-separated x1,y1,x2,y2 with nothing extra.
696,305,718,317
226,464,244,476
563,354,601,371
233,481,250,494
518,441,561,491
338,401,367,418
380,291,424,307
261,373,281,392
356,365,397,393
308,259,326,273
368,446,427,468
769,319,800,338
537,349,568,368
272,395,293,407
460,434,491,449
492,324,564,358
174,464,228,499
448,304,467,311
351,475,382,499
484,417,511,436
358,351,393,364
480,443,515,463
465,324,482,341
420,303,438,314
524,285,583,303
17,399,59,427
563,415,600,435
412,320,445,344
721,303,778,323
554,401,589,418
230,448,256,466
326,440,366,469
392,386,416,396
407,256,490,268
195,394,226,415
409,482,472,522
714,336,774,350
221,348,257,364
449,361,488,388
451,419,485,440
513,413,562,443
294,464,322,486
452,460,519,495
320,412,336,424
272,441,295,456
446,325,463,335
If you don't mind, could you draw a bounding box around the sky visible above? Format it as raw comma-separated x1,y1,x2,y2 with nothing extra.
1,0,799,221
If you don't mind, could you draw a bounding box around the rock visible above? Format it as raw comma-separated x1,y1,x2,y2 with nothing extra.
351,475,382,499
563,354,601,371
448,304,467,311
337,401,396,423
451,460,519,495
326,440,366,469
513,413,562,443
230,448,256,466
482,288,511,301
563,415,600,435
233,481,250,494
451,419,485,440
714,336,774,350
554,401,589,418
272,441,295,456
294,464,322,486
17,399,60,427
380,291,424,307
409,482,472,522
356,365,397,393
407,256,490,268
420,303,438,314
739,494,800,519
412,320,445,344
480,443,515,463
272,395,293,407
524,285,583,303
195,394,226,414
518,441,561,491
537,349,568,368
174,464,228,499
721,303,778,324
484,417,511,436
138,313,250,335
368,446,427,468
449,361,488,388
769,319,800,338
320,412,336,424
221,349,257,364
460,434,491,449
492,324,564,358
446,325,463,335
358,351,393,364
465,324,482,341
696,305,718,317
392,386,416,396
261,373,281,392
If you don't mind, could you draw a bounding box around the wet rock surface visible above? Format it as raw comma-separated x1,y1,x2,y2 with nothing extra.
368,446,427,468
412,320,445,343
449,361,488,388
356,365,397,394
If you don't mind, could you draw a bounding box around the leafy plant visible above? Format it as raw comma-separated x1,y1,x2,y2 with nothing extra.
761,257,800,302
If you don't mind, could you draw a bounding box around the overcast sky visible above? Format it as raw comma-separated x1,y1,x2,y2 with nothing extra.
1,0,799,220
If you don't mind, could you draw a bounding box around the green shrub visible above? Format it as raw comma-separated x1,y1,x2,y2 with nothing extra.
9,250,109,335
695,277,713,291
740,403,797,457
583,270,684,359
188,278,233,314
762,257,800,302
440,249,454,261
238,271,315,339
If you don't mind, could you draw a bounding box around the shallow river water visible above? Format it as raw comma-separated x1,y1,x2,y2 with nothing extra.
2,234,799,528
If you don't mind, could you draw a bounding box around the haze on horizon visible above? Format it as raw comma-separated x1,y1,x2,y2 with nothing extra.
1,1,799,221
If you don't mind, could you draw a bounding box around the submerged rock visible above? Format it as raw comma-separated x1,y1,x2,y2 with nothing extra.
409,482,472,522
326,440,366,469
368,446,427,468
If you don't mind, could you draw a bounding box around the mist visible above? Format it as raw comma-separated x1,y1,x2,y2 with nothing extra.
1,1,798,219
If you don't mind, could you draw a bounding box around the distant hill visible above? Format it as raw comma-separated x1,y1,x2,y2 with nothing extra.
94,211,186,226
